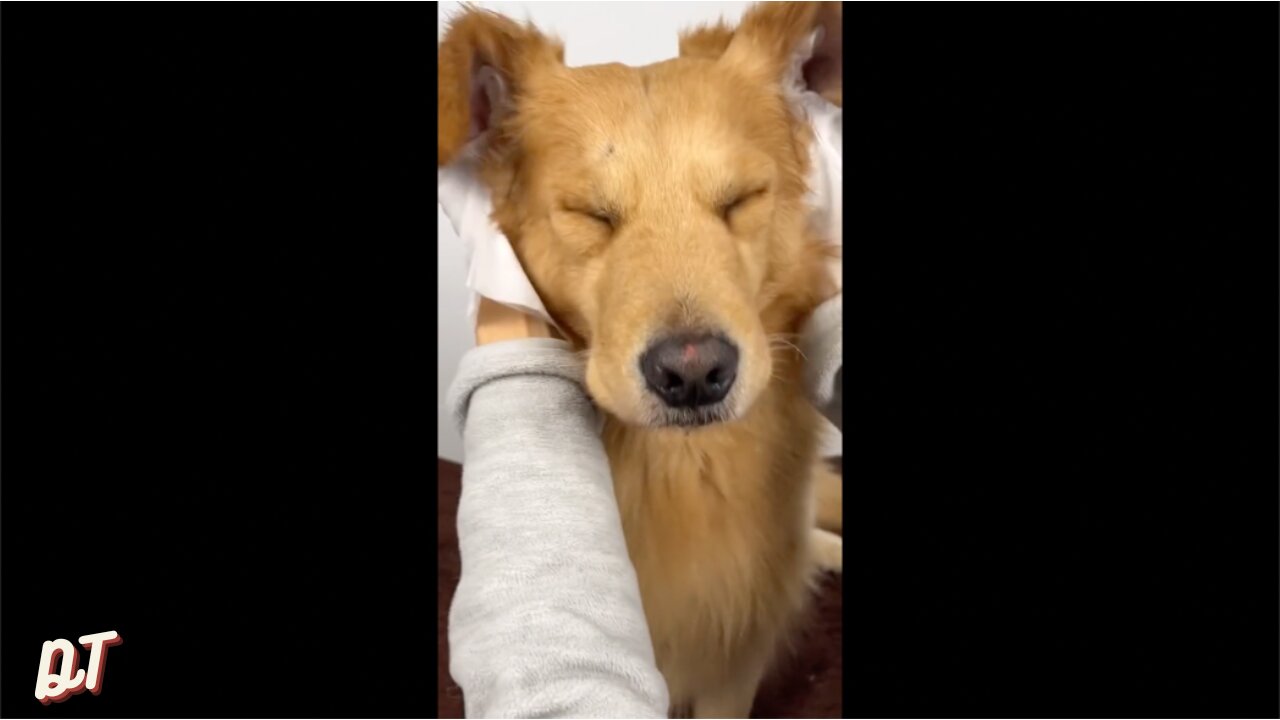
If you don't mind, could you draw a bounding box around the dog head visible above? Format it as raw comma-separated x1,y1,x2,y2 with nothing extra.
439,3,841,429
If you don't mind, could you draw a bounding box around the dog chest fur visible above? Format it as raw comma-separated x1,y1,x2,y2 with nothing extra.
603,372,823,705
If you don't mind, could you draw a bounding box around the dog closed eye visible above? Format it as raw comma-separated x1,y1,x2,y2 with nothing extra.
581,208,617,229
716,186,769,223
560,202,619,231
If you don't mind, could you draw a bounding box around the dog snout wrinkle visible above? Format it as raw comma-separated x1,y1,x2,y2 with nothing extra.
641,334,739,408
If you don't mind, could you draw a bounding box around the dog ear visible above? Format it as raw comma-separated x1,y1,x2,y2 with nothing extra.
718,1,842,107
678,20,737,60
437,7,564,166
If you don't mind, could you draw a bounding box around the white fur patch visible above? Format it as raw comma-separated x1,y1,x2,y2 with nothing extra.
783,28,823,101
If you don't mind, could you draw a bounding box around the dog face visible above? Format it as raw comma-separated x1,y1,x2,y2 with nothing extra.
439,3,841,428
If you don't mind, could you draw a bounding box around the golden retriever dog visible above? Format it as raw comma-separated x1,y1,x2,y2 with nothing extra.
438,3,842,717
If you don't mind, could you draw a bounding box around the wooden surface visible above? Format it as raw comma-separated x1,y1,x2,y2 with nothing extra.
436,458,843,718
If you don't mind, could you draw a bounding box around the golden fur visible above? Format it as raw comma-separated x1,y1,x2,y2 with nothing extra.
439,4,842,716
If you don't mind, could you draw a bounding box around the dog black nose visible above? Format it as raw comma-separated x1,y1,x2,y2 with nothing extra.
640,334,739,408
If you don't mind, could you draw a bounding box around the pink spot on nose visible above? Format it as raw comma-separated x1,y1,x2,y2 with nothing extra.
683,343,698,361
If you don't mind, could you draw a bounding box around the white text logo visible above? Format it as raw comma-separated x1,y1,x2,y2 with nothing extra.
35,630,123,705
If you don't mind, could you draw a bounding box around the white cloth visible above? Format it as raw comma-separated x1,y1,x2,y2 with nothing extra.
437,92,843,326
438,142,561,330
799,90,843,288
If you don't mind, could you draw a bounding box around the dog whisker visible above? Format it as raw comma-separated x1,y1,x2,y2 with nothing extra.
767,334,808,361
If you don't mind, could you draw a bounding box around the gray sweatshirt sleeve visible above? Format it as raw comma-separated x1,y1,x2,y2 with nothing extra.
445,338,670,719
444,298,842,718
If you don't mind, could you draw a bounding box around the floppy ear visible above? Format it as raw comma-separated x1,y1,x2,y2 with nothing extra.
695,1,842,107
437,7,563,167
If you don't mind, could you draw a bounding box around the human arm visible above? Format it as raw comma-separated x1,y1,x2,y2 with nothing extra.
445,299,669,719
